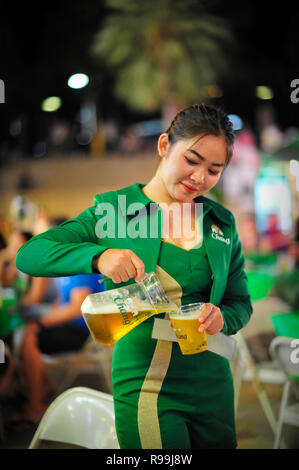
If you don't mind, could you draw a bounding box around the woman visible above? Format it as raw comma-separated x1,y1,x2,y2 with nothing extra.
16,104,252,449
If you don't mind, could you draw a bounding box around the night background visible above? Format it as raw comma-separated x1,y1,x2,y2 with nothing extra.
0,1,298,158
1,0,299,450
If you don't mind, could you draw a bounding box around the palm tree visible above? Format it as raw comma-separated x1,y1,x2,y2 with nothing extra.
90,0,234,124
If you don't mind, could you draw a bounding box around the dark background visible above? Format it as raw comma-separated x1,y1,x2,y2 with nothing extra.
0,0,298,158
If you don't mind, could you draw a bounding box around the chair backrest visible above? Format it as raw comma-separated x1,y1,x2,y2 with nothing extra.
269,336,299,381
29,387,119,449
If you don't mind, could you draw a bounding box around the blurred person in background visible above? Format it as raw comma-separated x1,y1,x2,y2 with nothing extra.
272,217,299,309
288,217,299,269
12,271,103,428
238,213,259,253
0,227,56,407
0,346,16,398
0,233,17,400
16,217,66,323
10,218,103,428
0,222,58,323
259,213,290,253
0,229,32,288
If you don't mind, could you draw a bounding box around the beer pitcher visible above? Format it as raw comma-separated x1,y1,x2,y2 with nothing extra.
81,272,179,345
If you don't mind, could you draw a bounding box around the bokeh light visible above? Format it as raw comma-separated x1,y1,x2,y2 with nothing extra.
255,85,274,100
41,96,62,112
67,73,89,89
201,85,223,98
228,114,243,131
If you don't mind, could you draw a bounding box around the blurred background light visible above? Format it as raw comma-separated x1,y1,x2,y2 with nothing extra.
41,96,62,112
207,85,223,98
9,119,22,136
201,84,223,98
33,141,47,158
255,85,274,100
67,73,89,89
228,114,243,131
254,165,292,232
133,119,162,137
76,129,93,146
290,160,299,191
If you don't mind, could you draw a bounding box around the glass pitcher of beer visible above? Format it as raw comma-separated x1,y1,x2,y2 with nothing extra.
81,272,179,345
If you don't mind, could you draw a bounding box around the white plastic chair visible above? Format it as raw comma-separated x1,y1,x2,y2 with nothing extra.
232,331,281,435
29,387,119,449
269,336,299,449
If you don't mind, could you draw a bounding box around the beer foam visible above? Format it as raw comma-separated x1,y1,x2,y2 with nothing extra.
169,312,201,321
81,297,120,315
81,296,154,315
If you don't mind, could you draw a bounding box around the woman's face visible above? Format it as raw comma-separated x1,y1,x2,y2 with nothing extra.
158,133,228,202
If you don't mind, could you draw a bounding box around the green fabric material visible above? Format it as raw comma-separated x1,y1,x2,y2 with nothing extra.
113,237,236,449
16,183,252,337
15,182,252,449
113,326,236,448
158,240,212,305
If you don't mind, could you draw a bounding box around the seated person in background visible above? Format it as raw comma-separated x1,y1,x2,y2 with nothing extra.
0,228,57,405
259,213,290,253
16,217,67,321
0,231,33,400
239,213,259,253
288,217,299,269
0,230,32,287
1,226,58,334
272,217,299,309
0,345,16,398
13,272,104,428
0,233,16,399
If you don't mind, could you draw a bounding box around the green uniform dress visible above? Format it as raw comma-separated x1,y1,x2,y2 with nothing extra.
112,229,236,449
15,183,252,450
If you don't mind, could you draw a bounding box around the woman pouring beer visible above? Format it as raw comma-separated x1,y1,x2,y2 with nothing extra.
16,104,252,449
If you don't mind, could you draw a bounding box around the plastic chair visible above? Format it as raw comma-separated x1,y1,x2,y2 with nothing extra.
42,339,114,396
269,336,299,449
29,386,119,449
232,331,280,435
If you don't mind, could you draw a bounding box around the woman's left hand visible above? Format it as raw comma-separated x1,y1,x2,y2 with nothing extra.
198,303,224,335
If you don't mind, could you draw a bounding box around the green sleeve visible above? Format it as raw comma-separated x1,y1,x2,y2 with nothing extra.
220,217,253,336
15,205,109,277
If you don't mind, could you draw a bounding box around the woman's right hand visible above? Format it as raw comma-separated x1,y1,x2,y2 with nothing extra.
97,248,145,283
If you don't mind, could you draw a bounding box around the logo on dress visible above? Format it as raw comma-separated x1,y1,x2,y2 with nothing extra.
211,225,230,245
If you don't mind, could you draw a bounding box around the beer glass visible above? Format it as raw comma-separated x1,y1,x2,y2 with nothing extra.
169,302,208,355
81,272,179,345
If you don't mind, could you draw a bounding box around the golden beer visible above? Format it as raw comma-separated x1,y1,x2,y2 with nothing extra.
82,302,178,346
81,272,181,345
169,304,208,355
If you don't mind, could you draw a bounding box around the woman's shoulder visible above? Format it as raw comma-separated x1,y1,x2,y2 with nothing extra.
199,195,235,226
93,183,140,206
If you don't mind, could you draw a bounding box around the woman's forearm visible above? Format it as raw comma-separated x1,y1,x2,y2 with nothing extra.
16,237,106,277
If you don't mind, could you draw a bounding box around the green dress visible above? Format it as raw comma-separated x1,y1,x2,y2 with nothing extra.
15,183,252,449
112,235,236,449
